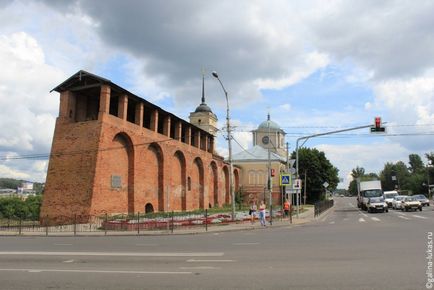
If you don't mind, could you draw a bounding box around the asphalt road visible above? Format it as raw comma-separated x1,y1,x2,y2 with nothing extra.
0,197,433,290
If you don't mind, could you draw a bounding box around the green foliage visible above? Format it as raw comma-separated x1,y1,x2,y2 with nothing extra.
347,167,379,195
0,195,43,220
408,154,424,173
291,148,339,203
0,178,21,189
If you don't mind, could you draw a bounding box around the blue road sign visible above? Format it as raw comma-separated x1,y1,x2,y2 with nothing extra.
280,174,292,186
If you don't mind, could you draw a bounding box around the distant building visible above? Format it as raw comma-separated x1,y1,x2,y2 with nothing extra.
0,188,17,198
232,114,287,205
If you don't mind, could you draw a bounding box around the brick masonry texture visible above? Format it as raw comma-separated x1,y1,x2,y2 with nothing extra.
40,71,239,225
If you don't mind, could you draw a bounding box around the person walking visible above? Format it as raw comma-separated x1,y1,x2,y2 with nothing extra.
249,201,257,224
259,200,266,226
283,199,290,218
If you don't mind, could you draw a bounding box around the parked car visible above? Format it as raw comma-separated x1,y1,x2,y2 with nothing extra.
392,195,405,210
401,196,422,212
366,196,388,213
413,194,430,206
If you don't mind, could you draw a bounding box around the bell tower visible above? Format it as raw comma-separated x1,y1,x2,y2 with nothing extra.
189,73,218,137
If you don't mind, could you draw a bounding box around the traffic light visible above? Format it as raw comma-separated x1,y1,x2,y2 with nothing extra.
370,117,385,132
271,168,275,177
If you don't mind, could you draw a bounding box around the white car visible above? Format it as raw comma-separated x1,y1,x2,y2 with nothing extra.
401,196,422,212
392,195,405,210
366,197,388,213
384,191,398,208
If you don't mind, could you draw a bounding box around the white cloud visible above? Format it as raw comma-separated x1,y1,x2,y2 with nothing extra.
0,32,64,181
316,142,410,188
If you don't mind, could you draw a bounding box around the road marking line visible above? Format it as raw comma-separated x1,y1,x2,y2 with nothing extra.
179,266,220,270
412,215,427,219
358,218,366,223
397,215,410,220
53,244,72,246
0,268,192,275
371,217,381,222
0,252,224,257
329,221,335,224
343,218,349,221
62,259,74,263
232,243,259,246
360,212,368,217
186,259,235,263
135,244,158,247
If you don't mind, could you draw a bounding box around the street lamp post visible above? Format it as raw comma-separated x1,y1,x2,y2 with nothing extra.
212,71,235,221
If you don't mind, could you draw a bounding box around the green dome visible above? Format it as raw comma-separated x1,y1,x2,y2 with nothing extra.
258,120,281,131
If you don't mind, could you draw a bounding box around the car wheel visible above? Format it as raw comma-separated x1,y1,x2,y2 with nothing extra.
385,208,388,213
367,207,371,213
419,207,422,211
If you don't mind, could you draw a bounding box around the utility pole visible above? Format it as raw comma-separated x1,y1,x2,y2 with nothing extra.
304,170,307,205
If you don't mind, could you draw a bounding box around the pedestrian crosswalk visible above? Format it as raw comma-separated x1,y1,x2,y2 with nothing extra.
327,211,431,224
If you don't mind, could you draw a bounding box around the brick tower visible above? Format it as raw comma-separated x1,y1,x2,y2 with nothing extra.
40,71,239,225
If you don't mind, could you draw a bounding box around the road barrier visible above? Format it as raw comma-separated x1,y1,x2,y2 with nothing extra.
314,199,334,217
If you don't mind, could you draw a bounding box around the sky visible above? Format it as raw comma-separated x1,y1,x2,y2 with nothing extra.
0,0,433,188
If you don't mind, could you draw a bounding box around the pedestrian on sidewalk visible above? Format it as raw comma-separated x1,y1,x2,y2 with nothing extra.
249,200,257,224
283,199,290,218
259,200,266,226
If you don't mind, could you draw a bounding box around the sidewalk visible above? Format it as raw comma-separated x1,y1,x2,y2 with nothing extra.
0,206,318,237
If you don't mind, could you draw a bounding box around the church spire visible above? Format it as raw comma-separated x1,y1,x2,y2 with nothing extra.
201,72,205,104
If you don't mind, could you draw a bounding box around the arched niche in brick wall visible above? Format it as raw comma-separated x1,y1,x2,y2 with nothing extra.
192,157,205,209
147,143,164,212
172,151,187,211
111,132,135,214
209,161,219,208
222,166,230,205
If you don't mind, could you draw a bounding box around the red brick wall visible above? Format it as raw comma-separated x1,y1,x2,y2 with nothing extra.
41,95,239,224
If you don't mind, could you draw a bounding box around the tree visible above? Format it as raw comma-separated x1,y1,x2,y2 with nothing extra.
351,166,365,179
291,148,339,203
347,167,379,196
408,154,424,173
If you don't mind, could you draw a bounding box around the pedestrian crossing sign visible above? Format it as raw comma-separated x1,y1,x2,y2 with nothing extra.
280,174,292,186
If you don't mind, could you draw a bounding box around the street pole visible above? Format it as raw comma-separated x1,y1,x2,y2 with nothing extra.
295,123,376,216
212,71,235,221
267,117,272,217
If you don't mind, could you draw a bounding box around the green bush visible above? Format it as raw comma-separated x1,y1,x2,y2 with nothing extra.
0,195,42,220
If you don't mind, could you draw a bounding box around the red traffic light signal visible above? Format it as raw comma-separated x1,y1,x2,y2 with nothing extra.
271,168,275,177
375,117,381,128
371,117,385,132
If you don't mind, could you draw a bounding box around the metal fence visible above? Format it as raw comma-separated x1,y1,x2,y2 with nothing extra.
314,199,334,217
0,208,286,236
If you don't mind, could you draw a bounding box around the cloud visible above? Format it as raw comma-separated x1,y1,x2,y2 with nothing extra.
307,0,434,80
0,32,64,181
316,142,410,188
373,71,434,151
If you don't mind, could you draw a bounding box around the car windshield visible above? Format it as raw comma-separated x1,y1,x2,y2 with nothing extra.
395,196,404,201
384,193,397,199
414,195,426,199
370,197,384,202
362,190,382,198
404,196,416,201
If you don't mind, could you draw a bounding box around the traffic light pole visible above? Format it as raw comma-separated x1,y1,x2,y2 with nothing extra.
295,123,379,216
